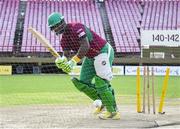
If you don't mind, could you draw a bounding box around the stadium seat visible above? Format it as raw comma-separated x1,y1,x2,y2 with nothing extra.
105,0,140,53
21,0,105,53
0,0,19,52
141,1,179,30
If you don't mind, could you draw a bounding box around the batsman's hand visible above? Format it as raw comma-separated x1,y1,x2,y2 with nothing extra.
55,56,68,69
61,60,77,73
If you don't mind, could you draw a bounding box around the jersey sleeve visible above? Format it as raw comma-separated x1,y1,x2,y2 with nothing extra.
73,23,87,40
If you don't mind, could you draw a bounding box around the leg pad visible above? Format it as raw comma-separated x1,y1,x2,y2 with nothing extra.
95,76,116,112
71,77,99,101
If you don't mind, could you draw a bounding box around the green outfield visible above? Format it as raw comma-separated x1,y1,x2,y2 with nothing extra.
0,75,179,106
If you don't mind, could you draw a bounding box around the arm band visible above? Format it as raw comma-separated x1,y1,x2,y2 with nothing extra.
72,55,81,63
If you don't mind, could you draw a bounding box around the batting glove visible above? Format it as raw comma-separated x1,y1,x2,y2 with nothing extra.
61,55,81,73
55,56,68,69
61,60,76,73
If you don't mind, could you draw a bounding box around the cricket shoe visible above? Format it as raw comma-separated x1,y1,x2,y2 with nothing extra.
93,105,105,115
98,111,120,120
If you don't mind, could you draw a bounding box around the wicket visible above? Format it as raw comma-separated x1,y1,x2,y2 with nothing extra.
158,68,170,114
136,67,141,113
142,66,155,114
136,66,170,114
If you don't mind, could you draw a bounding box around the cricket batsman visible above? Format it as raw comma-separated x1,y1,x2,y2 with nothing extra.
48,12,120,120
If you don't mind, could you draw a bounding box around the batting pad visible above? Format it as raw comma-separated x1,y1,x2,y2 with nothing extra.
95,76,116,112
71,77,99,101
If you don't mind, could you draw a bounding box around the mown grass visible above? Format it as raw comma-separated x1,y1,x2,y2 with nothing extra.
0,75,179,106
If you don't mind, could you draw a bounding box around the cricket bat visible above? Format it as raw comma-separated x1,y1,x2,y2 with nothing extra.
28,27,60,58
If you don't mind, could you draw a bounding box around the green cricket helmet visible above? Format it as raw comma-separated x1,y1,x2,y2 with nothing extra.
48,12,66,35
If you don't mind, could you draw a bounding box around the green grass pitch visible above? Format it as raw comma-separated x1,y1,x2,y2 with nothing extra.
0,75,179,106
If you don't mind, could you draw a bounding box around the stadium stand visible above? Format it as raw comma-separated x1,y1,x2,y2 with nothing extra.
0,0,19,52
0,0,179,56
140,0,180,59
105,0,141,53
141,1,179,30
0,0,180,74
22,0,105,53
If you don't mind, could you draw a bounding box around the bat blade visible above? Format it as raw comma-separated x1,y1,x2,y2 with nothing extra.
28,27,60,58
